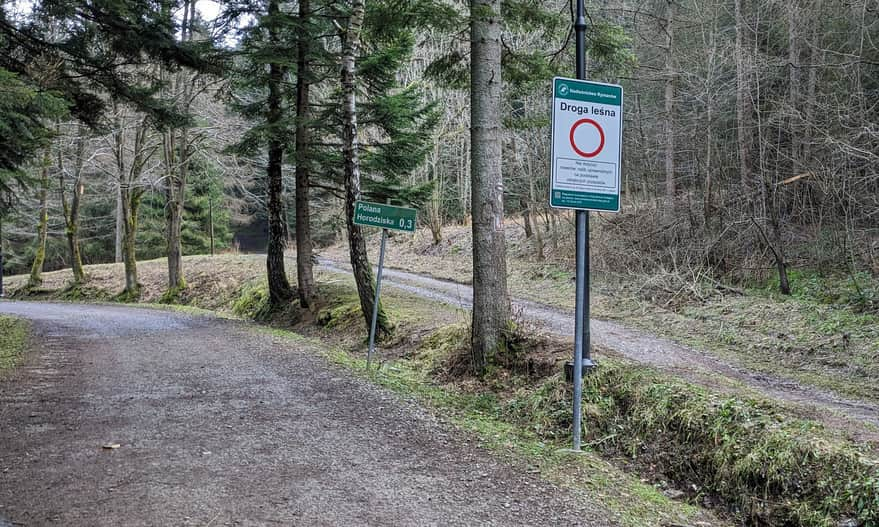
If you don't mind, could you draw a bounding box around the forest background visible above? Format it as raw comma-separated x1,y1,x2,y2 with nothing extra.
0,0,877,340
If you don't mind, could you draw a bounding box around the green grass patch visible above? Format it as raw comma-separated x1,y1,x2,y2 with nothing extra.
0,315,30,372
757,269,879,314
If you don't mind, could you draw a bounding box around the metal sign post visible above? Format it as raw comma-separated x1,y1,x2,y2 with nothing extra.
367,228,388,369
551,0,624,452
353,200,417,369
573,0,590,454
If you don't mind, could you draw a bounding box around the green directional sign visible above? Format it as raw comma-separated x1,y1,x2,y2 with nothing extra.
353,200,417,232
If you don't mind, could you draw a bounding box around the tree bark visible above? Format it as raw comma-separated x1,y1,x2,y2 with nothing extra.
522,199,533,239
27,149,51,288
163,0,192,293
121,185,141,296
664,0,676,200
341,0,389,336
114,113,152,298
60,131,86,284
165,172,185,291
265,0,294,308
294,0,316,308
527,155,544,260
163,114,186,292
735,0,753,188
469,0,510,374
803,3,819,166
115,184,123,263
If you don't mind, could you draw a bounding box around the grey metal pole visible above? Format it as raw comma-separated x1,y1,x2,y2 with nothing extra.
367,228,388,369
571,0,595,452
573,212,586,450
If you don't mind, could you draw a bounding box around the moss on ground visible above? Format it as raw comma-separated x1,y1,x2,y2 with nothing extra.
0,315,29,372
506,362,879,526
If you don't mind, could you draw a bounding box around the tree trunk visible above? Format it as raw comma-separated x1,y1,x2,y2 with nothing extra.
522,199,533,239
163,1,192,294
735,0,753,188
469,0,510,374
704,103,714,228
163,122,188,292
294,0,316,308
664,1,676,200
770,206,791,295
121,187,141,296
528,164,544,260
803,1,820,166
788,0,801,174
27,149,51,288
165,177,185,291
265,0,294,308
341,0,389,337
163,122,186,291
115,184,123,263
209,197,215,256
59,135,86,285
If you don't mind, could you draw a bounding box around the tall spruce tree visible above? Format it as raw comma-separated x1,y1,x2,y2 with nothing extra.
0,1,218,130
326,0,444,336
225,0,300,308
294,0,317,308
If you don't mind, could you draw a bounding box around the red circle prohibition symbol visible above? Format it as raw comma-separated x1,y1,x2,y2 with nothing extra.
569,118,605,158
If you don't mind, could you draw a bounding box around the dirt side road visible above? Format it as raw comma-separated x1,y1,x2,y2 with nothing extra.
0,302,614,527
317,258,879,436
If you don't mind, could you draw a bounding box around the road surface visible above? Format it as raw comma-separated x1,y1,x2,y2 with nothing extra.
0,302,613,527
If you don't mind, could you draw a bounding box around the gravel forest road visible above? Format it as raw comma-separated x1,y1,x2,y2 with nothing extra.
0,301,614,527
316,258,879,436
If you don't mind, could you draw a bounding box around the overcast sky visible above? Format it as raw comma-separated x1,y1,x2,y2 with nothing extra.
7,1,224,26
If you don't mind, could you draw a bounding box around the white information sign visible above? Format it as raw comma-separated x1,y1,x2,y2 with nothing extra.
550,77,623,212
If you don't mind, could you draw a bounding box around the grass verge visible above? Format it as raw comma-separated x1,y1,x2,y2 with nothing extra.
0,315,30,372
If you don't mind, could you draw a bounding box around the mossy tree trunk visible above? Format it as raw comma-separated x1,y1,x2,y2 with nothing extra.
341,0,390,337
121,186,143,296
112,108,155,299
59,132,86,284
27,149,52,289
162,116,187,293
